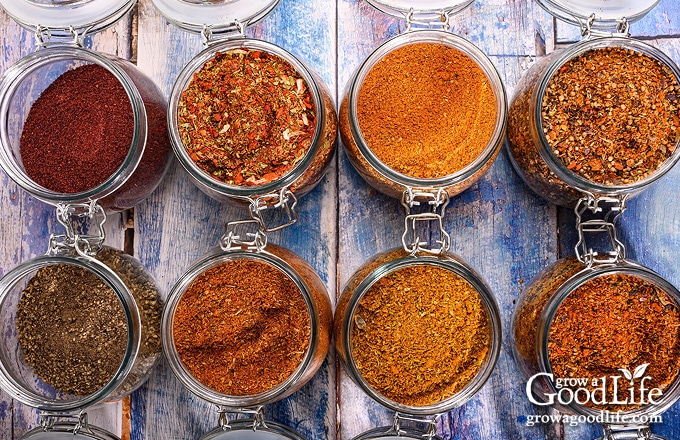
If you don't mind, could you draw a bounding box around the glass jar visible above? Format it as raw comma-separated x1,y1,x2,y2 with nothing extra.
0,0,172,212
334,248,501,419
339,11,507,200
162,241,332,438
0,245,162,427
153,0,337,207
512,256,680,439
506,1,680,206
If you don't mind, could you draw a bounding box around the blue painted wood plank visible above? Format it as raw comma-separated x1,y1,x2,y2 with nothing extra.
132,0,337,438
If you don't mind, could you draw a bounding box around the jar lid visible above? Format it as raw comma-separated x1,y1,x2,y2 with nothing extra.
22,422,119,440
533,0,660,29
0,0,135,37
200,419,304,440
365,0,474,18
151,0,280,34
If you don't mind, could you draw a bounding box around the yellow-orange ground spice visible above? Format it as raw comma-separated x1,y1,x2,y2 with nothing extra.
357,42,498,179
351,264,491,406
173,259,310,395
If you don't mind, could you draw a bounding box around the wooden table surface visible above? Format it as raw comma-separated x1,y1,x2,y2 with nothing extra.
1,0,680,439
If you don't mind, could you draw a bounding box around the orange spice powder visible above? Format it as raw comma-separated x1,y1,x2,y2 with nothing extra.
357,42,498,179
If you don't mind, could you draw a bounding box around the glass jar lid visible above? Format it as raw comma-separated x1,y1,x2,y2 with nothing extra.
533,0,660,29
365,0,474,18
200,419,304,440
22,422,119,440
0,0,135,37
151,0,280,34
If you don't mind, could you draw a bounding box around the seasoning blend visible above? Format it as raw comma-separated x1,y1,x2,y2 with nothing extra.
506,0,680,207
154,0,336,209
150,1,335,438
508,4,680,436
339,1,506,200
0,2,169,438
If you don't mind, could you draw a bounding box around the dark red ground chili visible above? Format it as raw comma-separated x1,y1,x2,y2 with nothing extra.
20,64,134,194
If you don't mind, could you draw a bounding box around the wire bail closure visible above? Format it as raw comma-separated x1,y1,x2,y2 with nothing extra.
47,201,107,257
578,13,630,39
201,19,247,47
401,188,451,255
404,7,451,32
39,411,91,434
574,193,627,267
216,405,267,432
34,24,93,49
388,413,441,439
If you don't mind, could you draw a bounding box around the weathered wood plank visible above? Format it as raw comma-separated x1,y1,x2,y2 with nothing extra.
133,0,337,438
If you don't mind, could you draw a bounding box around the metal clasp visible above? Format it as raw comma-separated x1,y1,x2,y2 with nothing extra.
220,219,268,252
34,24,92,48
401,188,451,255
216,406,267,431
40,411,92,434
405,8,451,31
47,202,107,257
201,19,247,47
574,194,627,267
249,188,298,233
601,425,653,440
578,14,630,38
388,413,440,439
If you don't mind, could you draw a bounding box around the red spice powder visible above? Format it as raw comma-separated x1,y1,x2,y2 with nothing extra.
20,63,134,194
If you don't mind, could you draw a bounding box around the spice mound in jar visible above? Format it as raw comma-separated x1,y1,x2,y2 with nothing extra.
542,47,680,186
173,259,311,395
178,49,316,187
548,273,680,412
16,264,127,396
351,264,491,406
20,64,134,194
356,42,498,179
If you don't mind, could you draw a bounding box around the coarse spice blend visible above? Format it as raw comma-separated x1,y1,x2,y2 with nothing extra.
173,259,311,396
356,42,498,179
350,264,491,407
17,264,127,396
548,273,680,412
542,47,680,186
177,49,316,187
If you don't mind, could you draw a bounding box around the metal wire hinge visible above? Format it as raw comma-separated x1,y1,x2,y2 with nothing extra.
47,201,107,257
34,24,93,48
601,424,653,440
216,405,266,431
40,411,92,434
401,187,451,255
201,19,247,47
388,413,441,439
574,194,627,267
578,14,630,38
405,8,451,31
249,188,298,233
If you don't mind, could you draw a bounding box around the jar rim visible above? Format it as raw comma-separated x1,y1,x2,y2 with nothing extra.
537,260,680,419
0,253,141,412
339,252,502,415
162,247,320,407
167,38,326,200
533,37,680,197
0,46,148,206
346,30,507,193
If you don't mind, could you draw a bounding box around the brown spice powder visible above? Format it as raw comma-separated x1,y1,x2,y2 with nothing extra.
351,264,491,406
548,273,680,412
357,42,498,179
542,47,680,186
173,259,311,396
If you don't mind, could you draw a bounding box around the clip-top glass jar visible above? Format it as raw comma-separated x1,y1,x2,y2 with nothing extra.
512,255,680,440
0,217,163,439
339,0,507,200
334,248,502,438
153,0,337,210
506,0,680,206
162,237,332,440
0,0,172,212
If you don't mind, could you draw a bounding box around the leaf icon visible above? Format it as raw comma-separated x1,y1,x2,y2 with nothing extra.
633,363,650,380
619,368,633,381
